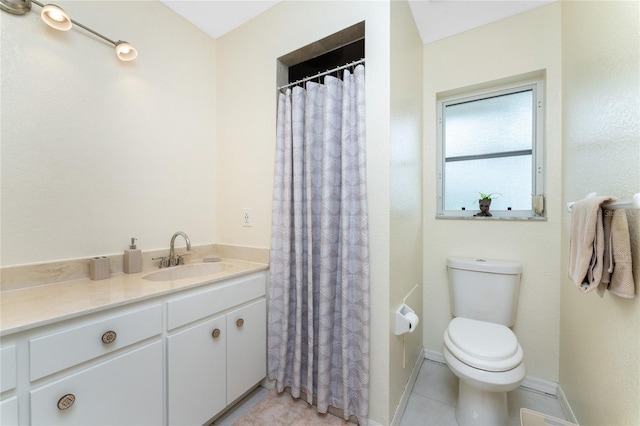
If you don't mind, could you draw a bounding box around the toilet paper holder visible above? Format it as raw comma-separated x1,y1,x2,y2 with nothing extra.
395,303,419,335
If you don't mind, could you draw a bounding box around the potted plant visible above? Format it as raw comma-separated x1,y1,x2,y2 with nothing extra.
474,192,501,217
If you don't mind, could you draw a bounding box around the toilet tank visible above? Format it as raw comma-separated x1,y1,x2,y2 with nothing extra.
447,257,522,327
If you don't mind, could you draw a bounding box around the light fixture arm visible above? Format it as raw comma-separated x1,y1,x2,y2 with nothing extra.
2,0,137,61
69,12,118,46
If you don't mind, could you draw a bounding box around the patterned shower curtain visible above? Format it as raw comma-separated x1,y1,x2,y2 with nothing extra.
268,64,370,424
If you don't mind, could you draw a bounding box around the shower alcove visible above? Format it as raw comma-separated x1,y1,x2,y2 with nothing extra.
277,21,365,88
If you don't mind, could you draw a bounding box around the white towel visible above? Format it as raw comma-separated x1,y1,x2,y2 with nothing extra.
568,196,636,298
568,196,611,293
598,208,635,298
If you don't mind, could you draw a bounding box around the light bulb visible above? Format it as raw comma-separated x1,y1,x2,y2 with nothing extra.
47,9,64,22
115,41,137,61
41,4,71,31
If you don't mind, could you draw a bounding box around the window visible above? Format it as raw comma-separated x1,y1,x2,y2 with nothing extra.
436,80,545,219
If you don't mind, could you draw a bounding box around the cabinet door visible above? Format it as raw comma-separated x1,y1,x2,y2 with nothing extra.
30,341,162,426
0,396,18,426
226,299,266,403
167,314,227,426
1,345,17,393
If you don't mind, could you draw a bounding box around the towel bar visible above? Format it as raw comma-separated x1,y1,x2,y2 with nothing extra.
567,192,640,212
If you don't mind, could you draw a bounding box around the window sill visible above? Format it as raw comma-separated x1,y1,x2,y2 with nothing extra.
435,215,547,221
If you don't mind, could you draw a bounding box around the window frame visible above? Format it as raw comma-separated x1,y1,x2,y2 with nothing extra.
436,79,545,220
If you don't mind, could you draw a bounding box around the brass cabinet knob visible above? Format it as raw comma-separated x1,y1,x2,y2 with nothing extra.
57,393,76,410
211,328,221,339
101,330,117,344
236,318,244,328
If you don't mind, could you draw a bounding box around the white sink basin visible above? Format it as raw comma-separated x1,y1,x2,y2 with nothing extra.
142,263,227,282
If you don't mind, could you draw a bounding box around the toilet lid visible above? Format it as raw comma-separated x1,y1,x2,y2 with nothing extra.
445,317,523,372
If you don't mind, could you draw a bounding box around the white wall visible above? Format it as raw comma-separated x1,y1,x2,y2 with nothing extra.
389,0,424,420
1,1,217,266
215,2,393,424
422,3,563,382
560,1,640,424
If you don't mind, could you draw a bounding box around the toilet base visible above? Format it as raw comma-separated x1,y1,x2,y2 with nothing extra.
455,379,508,426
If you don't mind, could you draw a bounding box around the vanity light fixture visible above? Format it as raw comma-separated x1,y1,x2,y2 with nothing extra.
0,0,138,61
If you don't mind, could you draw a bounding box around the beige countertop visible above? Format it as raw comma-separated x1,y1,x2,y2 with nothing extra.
0,258,268,337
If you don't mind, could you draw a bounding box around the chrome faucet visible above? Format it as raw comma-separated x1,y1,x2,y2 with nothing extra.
154,231,191,268
169,231,191,266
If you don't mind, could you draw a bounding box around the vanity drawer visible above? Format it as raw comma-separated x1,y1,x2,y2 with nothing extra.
1,345,17,393
167,273,266,330
30,304,162,381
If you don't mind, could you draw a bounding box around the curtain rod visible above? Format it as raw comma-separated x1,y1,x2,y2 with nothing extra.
278,58,365,91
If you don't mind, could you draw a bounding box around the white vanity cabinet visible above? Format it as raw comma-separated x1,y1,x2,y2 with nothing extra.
0,268,268,425
166,272,267,425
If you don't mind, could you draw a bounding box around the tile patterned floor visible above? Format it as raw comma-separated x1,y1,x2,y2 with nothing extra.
213,386,271,426
214,359,569,426
400,360,568,426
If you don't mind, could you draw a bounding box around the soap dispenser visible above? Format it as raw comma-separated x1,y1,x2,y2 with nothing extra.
123,237,142,274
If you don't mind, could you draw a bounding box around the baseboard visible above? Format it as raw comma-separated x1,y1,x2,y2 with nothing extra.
520,375,557,397
424,347,560,397
556,384,579,425
424,348,446,364
260,376,275,390
369,418,385,426
390,346,425,426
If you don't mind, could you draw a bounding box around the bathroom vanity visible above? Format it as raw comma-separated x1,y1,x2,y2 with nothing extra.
0,260,268,425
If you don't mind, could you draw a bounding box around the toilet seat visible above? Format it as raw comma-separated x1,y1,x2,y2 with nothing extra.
445,317,523,372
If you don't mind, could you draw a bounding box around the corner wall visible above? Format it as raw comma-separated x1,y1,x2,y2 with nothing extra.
560,1,640,424
422,3,563,382
389,0,424,421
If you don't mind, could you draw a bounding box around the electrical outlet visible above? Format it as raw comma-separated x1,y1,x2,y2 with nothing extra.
242,208,252,227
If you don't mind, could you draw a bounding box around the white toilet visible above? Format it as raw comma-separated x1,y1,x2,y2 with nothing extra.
443,257,526,426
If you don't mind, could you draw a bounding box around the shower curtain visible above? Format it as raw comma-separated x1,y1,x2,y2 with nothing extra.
268,64,370,424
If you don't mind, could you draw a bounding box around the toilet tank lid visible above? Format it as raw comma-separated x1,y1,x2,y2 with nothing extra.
447,257,522,274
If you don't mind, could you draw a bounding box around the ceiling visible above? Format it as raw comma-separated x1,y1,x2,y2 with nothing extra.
160,0,557,44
